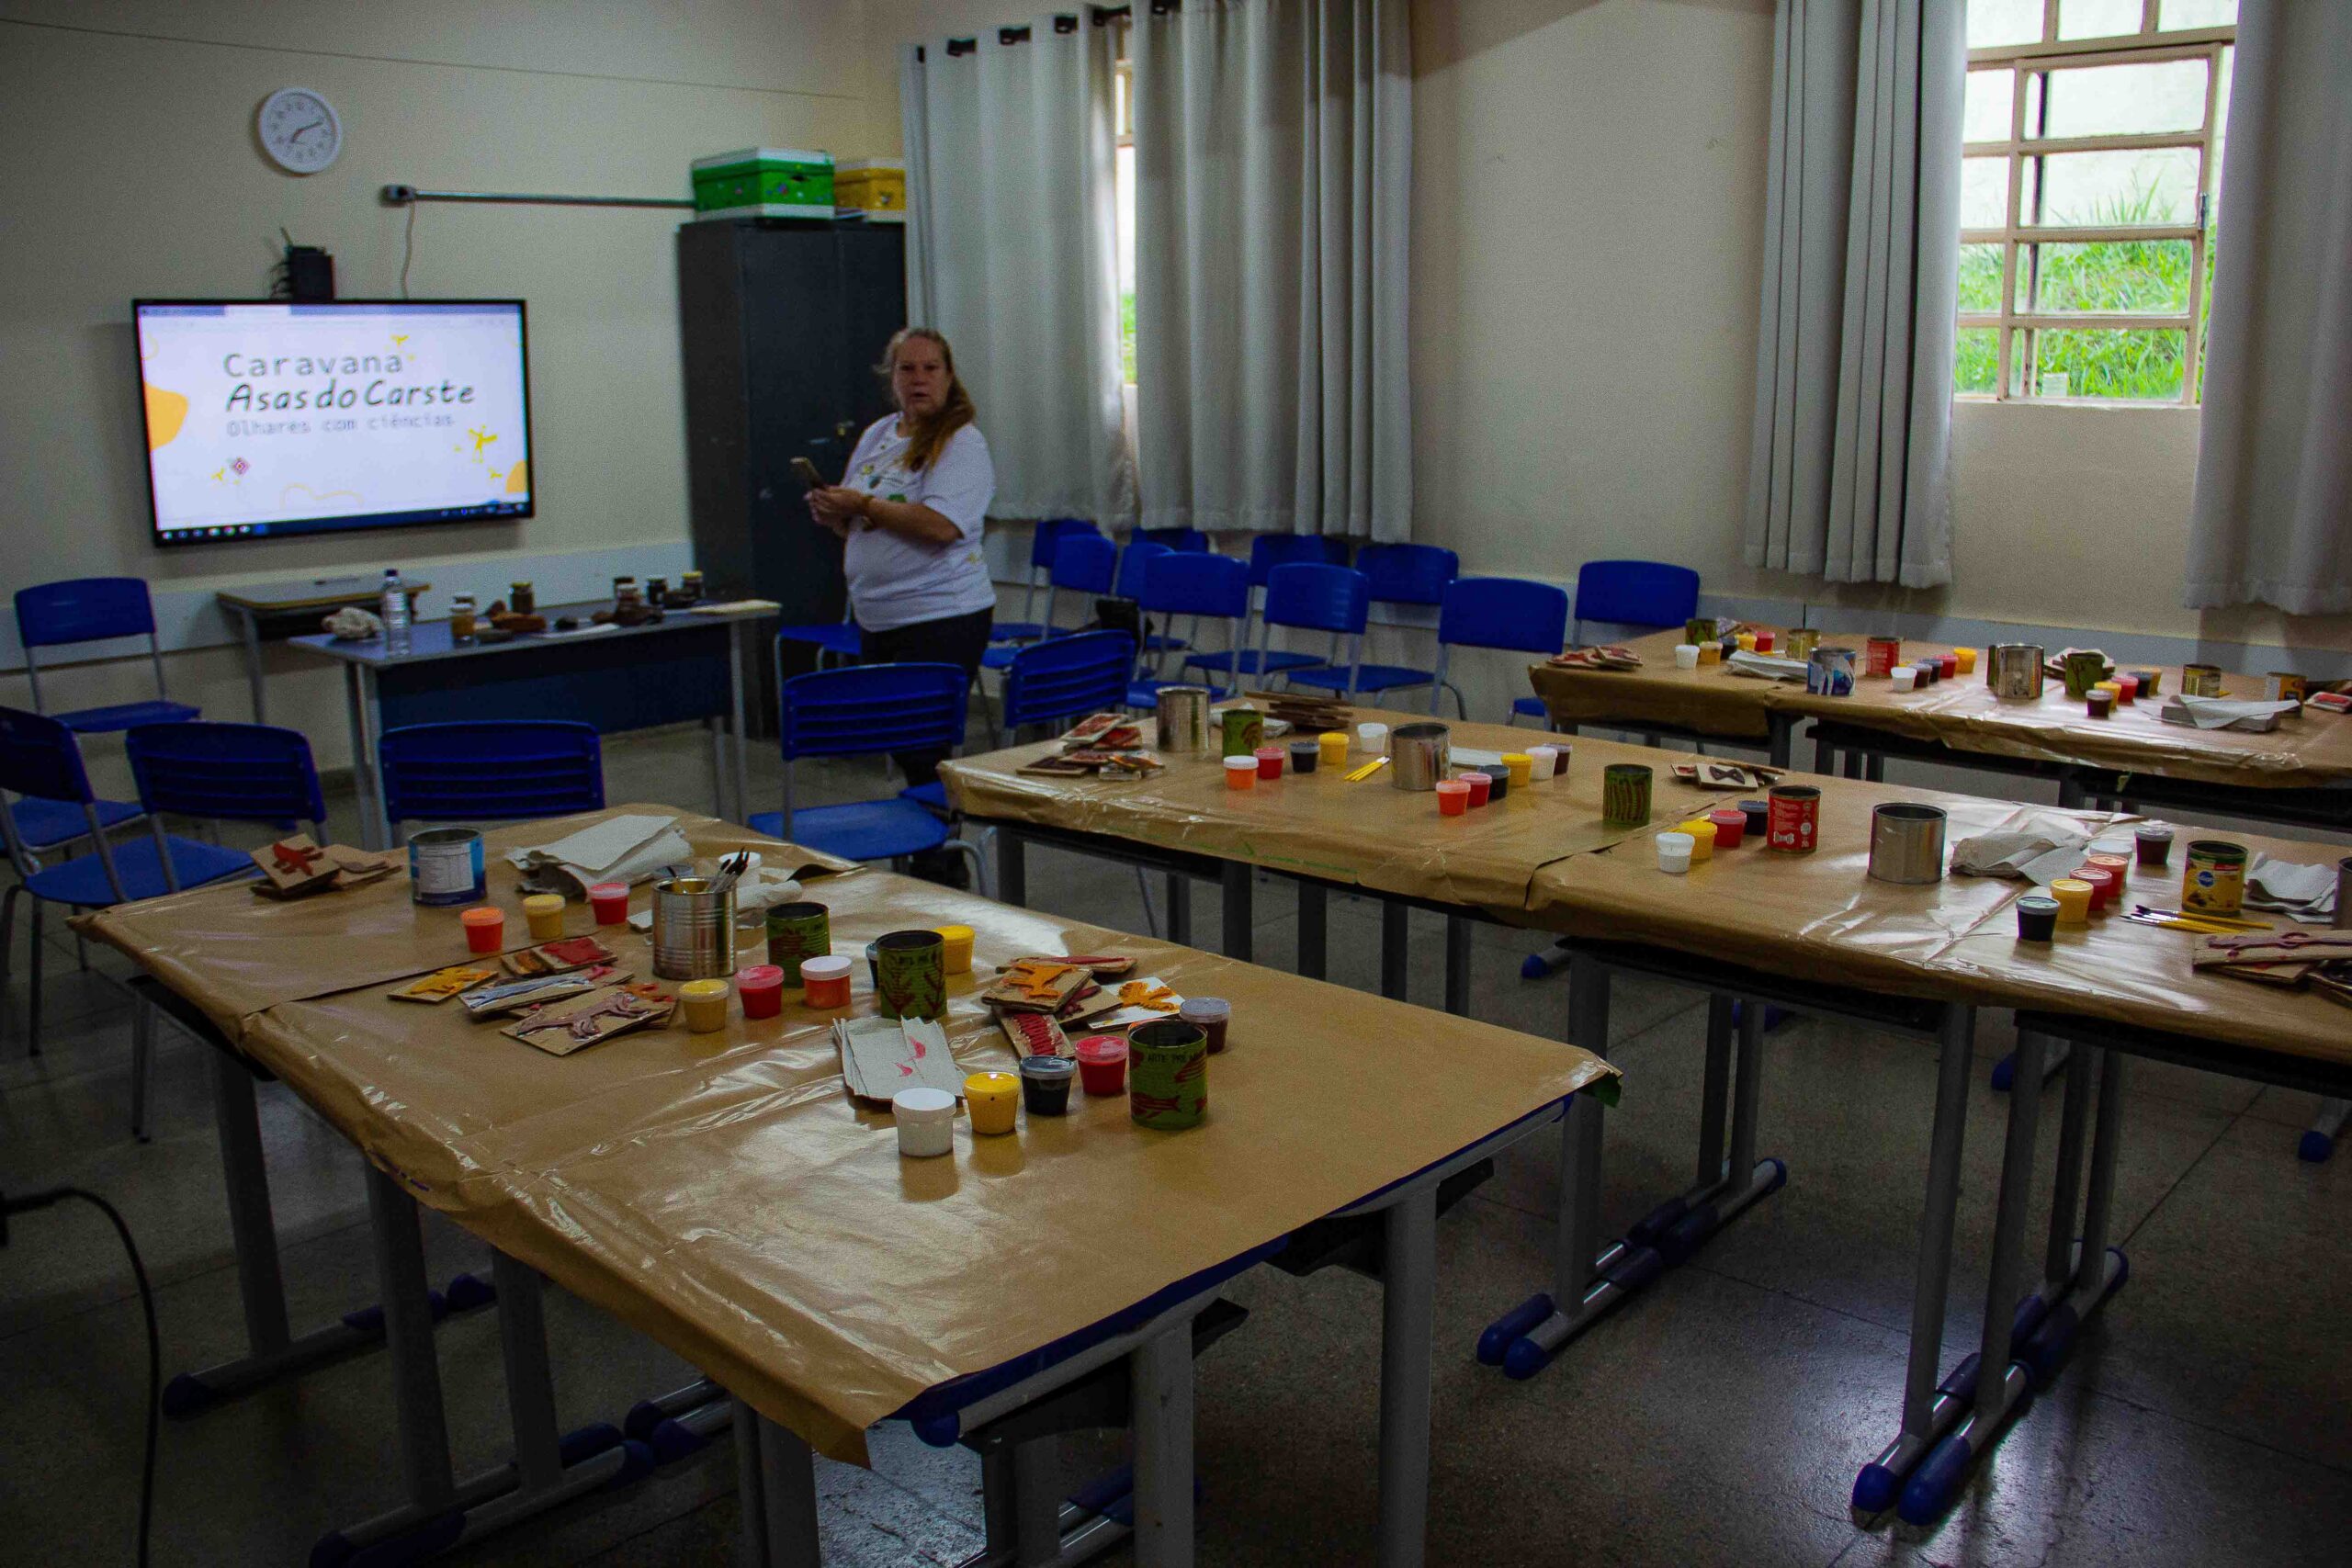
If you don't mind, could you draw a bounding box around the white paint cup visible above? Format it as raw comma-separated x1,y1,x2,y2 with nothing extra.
1657,831,1695,874
1674,643,1701,670
892,1088,956,1157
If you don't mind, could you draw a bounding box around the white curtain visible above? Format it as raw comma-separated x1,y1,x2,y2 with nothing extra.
1131,0,1411,540
1742,0,1962,586
2184,0,2352,615
900,17,1136,524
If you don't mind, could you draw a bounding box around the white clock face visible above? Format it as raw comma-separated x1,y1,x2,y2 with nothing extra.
258,88,342,174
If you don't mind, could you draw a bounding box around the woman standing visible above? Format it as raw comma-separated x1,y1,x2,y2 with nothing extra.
808,327,996,879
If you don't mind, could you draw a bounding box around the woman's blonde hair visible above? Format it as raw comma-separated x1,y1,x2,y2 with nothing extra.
881,327,977,473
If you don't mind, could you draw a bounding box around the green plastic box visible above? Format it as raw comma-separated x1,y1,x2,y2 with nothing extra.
690,148,834,220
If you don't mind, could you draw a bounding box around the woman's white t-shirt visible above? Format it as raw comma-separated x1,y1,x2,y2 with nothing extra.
839,417,997,632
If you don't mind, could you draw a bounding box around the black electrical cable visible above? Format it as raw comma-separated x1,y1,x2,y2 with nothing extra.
401,200,419,299
3,1187,159,1567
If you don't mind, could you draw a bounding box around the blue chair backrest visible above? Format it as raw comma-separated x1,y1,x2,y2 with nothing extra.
0,705,95,806
379,721,605,824
1437,578,1571,655
1135,527,1211,553
1140,552,1250,619
15,577,158,649
1246,534,1349,587
1050,533,1118,595
1263,564,1369,637
1003,631,1136,730
126,722,324,827
1114,542,1173,601
1029,518,1101,570
1574,559,1700,632
778,662,968,762
1359,544,1459,607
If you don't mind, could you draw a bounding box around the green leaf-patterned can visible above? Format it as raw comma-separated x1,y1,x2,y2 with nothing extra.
763,901,831,986
1127,1019,1208,1130
873,929,946,1021
1602,763,1653,826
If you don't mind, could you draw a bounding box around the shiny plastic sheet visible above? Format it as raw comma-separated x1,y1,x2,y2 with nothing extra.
1527,630,2352,789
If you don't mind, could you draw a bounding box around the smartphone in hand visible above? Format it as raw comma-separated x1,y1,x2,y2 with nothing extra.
789,457,826,491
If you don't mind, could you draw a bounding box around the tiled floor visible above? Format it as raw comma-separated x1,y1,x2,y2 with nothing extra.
3,721,2347,1566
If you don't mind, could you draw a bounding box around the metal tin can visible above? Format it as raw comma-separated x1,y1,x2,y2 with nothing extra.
407,827,485,907
2266,671,2308,705
1865,636,1903,679
1986,643,2046,699
508,581,536,615
1601,763,1652,825
1767,785,1821,853
2063,650,2109,699
1684,616,1719,646
1867,803,1947,885
1806,647,1856,697
872,929,947,1021
1783,627,1821,660
1155,685,1213,754
1220,706,1264,759
652,875,738,980
2180,840,2248,917
1127,1019,1208,1130
1388,722,1451,791
2181,662,2224,697
763,901,831,985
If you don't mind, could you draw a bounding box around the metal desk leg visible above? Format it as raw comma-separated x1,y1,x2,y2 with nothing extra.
1376,1185,1438,1568
1297,882,1329,981
1814,731,1834,775
1220,862,1252,963
1379,901,1409,1001
1442,916,1472,1017
729,618,753,824
1165,873,1192,947
345,664,381,851
1768,711,1794,770
494,1256,563,1492
1129,1321,1197,1568
1695,996,1733,1186
999,828,1027,908
2016,1046,2131,1384
706,718,729,820
368,1166,457,1511
739,1409,821,1568
236,606,269,723
1864,752,1885,783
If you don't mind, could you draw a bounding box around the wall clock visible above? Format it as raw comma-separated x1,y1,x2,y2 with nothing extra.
258,87,342,175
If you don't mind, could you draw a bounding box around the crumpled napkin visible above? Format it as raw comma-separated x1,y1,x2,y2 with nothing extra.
2244,854,2341,926
1726,650,1811,682
1950,826,2093,886
2159,694,2301,730
504,813,693,896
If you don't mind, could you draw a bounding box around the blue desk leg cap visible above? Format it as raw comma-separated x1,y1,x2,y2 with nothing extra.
1519,952,1550,980
162,1371,221,1419
1477,1292,1553,1367
1897,1433,1976,1528
645,1416,708,1466
1761,1156,1789,1195
623,1400,669,1442
443,1271,495,1313
1990,1052,2017,1093
1501,1335,1555,1382
912,1412,961,1449
2299,1129,2335,1163
604,1438,657,1490
560,1423,625,1467
1628,1196,1690,1250
1850,1461,1899,1516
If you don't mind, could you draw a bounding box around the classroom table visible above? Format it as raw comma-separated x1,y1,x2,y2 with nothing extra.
80,804,1610,1568
1524,627,2352,829
943,715,2352,1522
287,604,772,848
216,576,430,723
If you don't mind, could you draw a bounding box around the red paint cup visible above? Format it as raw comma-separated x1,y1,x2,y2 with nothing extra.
1706,807,1747,849
2070,865,2117,913
460,906,504,953
736,964,785,1019
2116,675,2138,705
1766,785,1821,853
1075,1035,1128,1096
1753,630,1776,653
1436,779,1470,817
588,882,630,926
1254,745,1284,780
1937,653,1958,681
1461,770,1492,808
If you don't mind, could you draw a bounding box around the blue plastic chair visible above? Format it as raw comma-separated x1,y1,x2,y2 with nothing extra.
995,519,1102,643
745,662,984,886
1134,527,1211,553
1571,559,1700,647
1114,542,1190,660
775,615,862,668
14,578,200,734
1000,630,1137,744
0,705,251,1054
1286,544,1458,704
1128,553,1250,706
378,721,605,843
983,533,1120,673
1245,564,1367,698
1424,578,1571,723
1183,536,1343,682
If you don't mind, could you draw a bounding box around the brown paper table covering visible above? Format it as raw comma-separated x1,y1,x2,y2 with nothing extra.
95,810,1611,1466
74,806,855,1039
1526,628,2352,790
941,708,1734,912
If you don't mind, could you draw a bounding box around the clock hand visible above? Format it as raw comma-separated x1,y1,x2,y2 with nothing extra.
288,120,324,141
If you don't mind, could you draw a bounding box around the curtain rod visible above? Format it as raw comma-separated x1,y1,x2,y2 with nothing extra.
381,185,693,210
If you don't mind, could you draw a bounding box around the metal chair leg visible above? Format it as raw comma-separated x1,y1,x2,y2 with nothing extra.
130,991,155,1142
28,897,44,1055
950,838,989,900
1,882,18,1013
1134,866,1160,938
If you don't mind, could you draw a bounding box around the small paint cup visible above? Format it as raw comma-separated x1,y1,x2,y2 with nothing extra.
1356,722,1389,756
1676,819,1718,862
892,1087,956,1158
1892,666,1918,693
2132,669,2162,697
2016,895,2060,942
1657,831,1695,874
1460,771,1491,808
1736,632,1757,653
1480,763,1510,802
934,924,975,976
1754,629,1777,653
1707,807,1747,849
460,906,505,954
1954,648,1978,675
1224,755,1259,790
1289,739,1320,774
587,882,630,926
964,1072,1020,1135
2116,674,2138,705
1502,753,1534,789
1436,779,1471,817
1697,642,1722,665
736,964,785,1019
1180,996,1231,1055
2086,852,2132,890
2069,866,2117,914
2087,690,2114,719
1254,745,1285,781
1937,653,1958,681
1526,745,1559,781
1738,799,1769,839
523,893,566,942
1019,1055,1075,1116
1075,1035,1128,1096
2050,879,2093,927
799,953,853,1009
2134,825,2175,867
679,977,730,1033
1549,743,1571,777
1317,729,1350,769
1674,643,1701,670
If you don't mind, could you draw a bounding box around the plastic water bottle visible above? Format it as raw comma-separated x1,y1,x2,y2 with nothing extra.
379,567,411,656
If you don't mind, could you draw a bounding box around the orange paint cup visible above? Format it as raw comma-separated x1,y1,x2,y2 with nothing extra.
1223,756,1259,791
460,906,504,953
1436,780,1470,817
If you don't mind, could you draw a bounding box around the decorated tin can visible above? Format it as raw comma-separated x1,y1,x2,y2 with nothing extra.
407,827,485,907
1766,784,1822,853
1807,647,1857,697
1155,684,1213,753
2063,650,2109,699
763,901,831,985
2180,840,2248,917
1127,1019,1208,1130
1684,616,1719,646
1783,627,1821,660
1865,636,1903,679
2266,671,2308,705
873,929,947,1021
2181,662,2224,698
1220,706,1264,759
1601,763,1653,826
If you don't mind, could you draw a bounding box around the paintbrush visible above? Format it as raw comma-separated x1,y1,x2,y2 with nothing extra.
1345,756,1390,783
2127,904,2270,931
707,850,752,899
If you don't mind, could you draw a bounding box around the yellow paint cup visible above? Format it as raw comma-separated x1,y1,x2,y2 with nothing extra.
964,1071,1020,1135
2050,878,2093,927
1317,729,1350,769
1676,818,1718,862
522,893,566,942
935,924,975,976
679,978,730,1033
1502,753,1533,789
1736,632,1758,653
1697,642,1722,666
1954,648,1978,675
